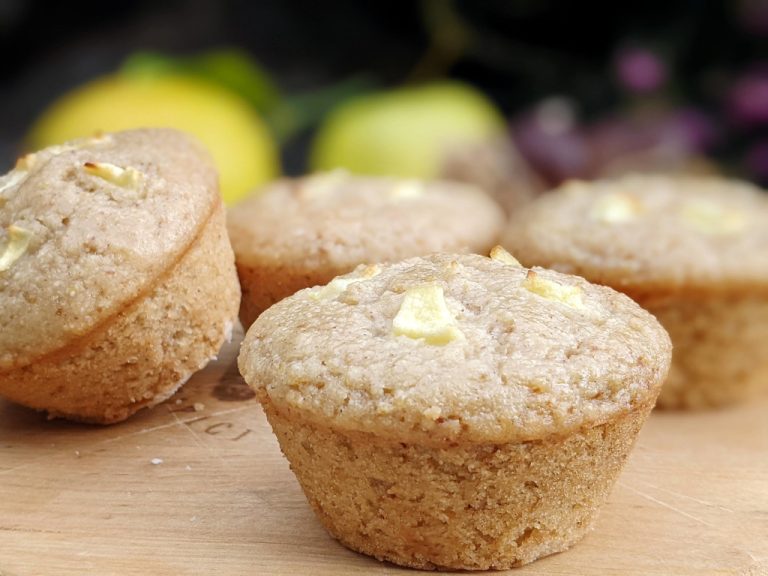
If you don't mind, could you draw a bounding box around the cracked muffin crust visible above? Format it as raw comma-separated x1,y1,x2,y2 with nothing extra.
239,251,670,569
502,175,768,408
0,128,240,423
227,171,505,328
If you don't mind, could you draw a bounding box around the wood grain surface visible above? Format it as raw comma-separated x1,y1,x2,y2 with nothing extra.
1,329,766,576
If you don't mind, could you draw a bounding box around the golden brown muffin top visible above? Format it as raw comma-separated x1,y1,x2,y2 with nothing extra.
0,128,218,369
227,172,506,272
503,175,768,295
239,252,670,444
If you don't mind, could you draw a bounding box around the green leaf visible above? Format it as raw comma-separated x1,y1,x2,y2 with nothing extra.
192,49,281,114
269,75,378,143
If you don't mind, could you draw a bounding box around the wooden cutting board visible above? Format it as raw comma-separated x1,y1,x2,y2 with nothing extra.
1,328,766,576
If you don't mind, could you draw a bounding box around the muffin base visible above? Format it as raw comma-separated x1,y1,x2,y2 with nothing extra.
0,201,240,424
261,397,653,570
237,262,341,329
643,292,768,409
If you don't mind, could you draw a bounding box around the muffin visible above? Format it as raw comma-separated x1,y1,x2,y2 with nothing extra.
503,175,768,409
227,171,505,328
0,128,240,423
439,136,543,214
239,250,671,569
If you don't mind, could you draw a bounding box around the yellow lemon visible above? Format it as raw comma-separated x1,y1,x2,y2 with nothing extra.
311,81,504,178
26,74,280,204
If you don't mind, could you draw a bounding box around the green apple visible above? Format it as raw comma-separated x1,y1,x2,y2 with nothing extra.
310,81,504,178
26,74,280,204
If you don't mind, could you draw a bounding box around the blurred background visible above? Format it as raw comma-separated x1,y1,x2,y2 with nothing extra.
2,0,767,206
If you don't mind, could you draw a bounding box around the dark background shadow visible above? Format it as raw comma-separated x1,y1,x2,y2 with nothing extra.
1,0,766,179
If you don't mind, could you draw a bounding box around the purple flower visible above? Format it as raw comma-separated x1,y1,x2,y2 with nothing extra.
728,67,768,126
511,97,590,185
589,108,719,164
615,47,668,93
663,108,719,152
